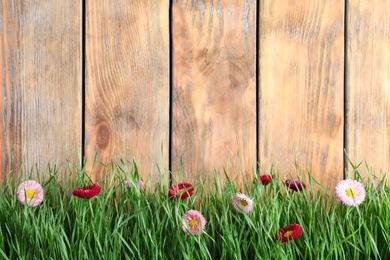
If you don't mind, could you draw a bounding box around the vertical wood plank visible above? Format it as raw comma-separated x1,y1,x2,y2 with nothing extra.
85,0,169,183
347,0,390,178
0,1,81,183
259,0,344,189
172,0,256,184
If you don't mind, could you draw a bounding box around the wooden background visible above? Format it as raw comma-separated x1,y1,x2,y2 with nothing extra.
0,0,389,190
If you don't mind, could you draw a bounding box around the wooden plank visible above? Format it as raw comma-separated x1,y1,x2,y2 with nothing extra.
0,1,81,184
259,0,344,189
172,0,257,184
346,0,390,178
85,0,169,183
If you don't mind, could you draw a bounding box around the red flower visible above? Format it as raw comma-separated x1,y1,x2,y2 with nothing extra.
73,184,101,198
259,174,273,185
168,182,194,200
285,179,306,191
276,223,303,244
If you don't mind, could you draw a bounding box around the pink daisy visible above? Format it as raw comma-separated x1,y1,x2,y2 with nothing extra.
17,180,44,207
335,179,366,206
124,180,145,188
232,193,254,214
181,210,206,235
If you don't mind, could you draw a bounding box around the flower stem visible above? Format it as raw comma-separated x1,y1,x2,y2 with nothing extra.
89,199,94,218
204,231,216,245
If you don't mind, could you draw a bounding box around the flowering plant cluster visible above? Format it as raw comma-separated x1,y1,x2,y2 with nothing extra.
166,177,307,243
12,171,385,256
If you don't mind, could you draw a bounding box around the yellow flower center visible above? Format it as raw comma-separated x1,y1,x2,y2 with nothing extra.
84,189,90,193
345,188,356,197
27,189,36,199
284,231,293,238
189,219,199,227
240,199,248,207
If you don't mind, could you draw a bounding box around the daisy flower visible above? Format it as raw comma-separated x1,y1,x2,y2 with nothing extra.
168,182,194,200
335,179,366,206
275,223,303,244
285,179,306,191
232,193,254,214
17,180,44,207
124,180,145,188
181,210,206,235
73,183,101,198
259,174,273,185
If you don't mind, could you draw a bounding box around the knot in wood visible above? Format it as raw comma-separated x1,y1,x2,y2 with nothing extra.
96,124,110,149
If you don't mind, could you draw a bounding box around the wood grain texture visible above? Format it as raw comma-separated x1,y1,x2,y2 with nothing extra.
259,0,344,189
346,0,390,178
85,0,169,183
0,0,81,183
172,0,256,184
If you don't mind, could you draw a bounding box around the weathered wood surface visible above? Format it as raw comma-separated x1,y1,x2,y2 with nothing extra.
259,0,345,188
172,0,257,184
0,1,81,184
0,0,389,188
346,0,390,178
85,0,169,183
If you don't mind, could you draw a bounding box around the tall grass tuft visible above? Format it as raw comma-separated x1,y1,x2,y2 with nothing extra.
0,159,389,259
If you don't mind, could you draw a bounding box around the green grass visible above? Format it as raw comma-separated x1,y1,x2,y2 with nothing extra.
0,159,389,259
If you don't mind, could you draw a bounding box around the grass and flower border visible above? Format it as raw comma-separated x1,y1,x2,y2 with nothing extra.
0,158,389,259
